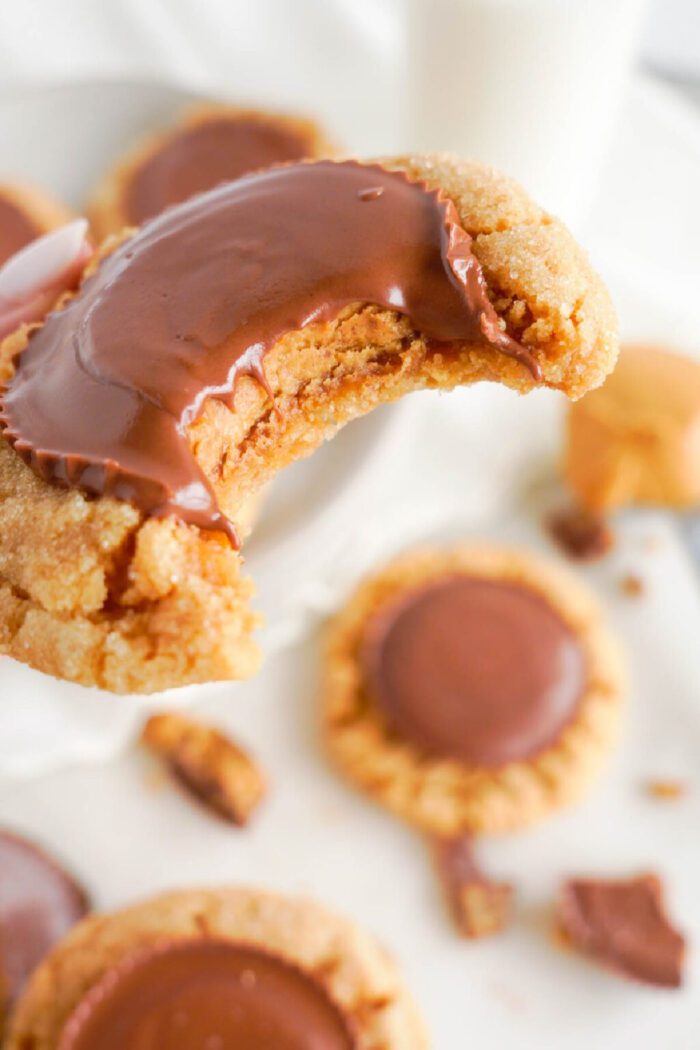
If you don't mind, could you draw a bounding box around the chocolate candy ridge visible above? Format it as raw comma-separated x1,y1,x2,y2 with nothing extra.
361,574,585,766
1,160,536,544
0,197,39,266
125,115,316,224
0,829,89,1010
56,938,357,1050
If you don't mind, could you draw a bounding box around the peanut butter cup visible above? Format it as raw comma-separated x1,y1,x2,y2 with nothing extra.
361,575,585,767
57,940,356,1050
325,545,625,835
0,198,39,265
0,153,619,694
1,160,535,546
8,887,427,1050
0,186,73,267
90,106,332,239
0,830,89,1018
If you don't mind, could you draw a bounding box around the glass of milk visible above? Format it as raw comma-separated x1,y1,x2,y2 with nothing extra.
404,0,649,225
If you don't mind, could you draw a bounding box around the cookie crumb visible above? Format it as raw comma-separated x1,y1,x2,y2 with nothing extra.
619,574,644,598
645,778,687,801
546,505,614,561
141,713,267,826
433,837,514,939
556,873,686,988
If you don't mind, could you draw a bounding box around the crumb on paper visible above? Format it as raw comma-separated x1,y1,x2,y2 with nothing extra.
141,712,267,826
645,778,687,801
619,574,644,598
546,505,614,561
433,836,514,939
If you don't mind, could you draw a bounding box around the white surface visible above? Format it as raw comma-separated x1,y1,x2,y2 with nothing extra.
0,73,699,1046
405,0,648,223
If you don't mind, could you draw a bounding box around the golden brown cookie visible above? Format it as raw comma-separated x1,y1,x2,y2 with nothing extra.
0,155,617,694
0,183,73,266
565,344,700,511
89,103,333,239
7,886,428,1050
324,545,625,836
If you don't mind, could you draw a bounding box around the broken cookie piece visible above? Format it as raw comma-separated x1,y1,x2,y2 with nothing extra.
141,713,267,825
433,836,514,938
557,873,686,988
546,504,614,561
566,344,700,512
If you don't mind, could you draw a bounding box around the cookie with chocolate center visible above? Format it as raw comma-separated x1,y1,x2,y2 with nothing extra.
324,545,625,834
7,887,427,1050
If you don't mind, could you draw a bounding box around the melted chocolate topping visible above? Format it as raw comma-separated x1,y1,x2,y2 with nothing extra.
558,875,686,988
1,161,536,544
361,575,585,766
0,830,89,1007
57,940,356,1050
0,197,39,265
125,116,315,224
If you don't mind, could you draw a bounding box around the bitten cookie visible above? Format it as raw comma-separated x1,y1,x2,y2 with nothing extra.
0,155,618,694
0,184,73,266
565,344,700,511
7,886,427,1050
324,545,625,835
89,103,333,238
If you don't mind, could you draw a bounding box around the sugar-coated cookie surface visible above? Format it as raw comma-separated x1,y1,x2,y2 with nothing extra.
0,155,618,694
324,545,625,835
8,887,428,1049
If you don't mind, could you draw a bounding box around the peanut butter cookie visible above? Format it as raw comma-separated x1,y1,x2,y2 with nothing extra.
324,545,625,835
0,156,617,693
8,886,427,1049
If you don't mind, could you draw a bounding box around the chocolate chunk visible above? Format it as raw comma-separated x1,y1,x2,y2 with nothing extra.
546,505,614,561
0,829,89,1020
142,713,267,825
433,836,514,938
557,874,686,988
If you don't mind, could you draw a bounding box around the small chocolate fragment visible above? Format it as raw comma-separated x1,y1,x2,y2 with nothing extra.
645,778,687,801
619,574,644,598
433,836,514,938
557,874,686,988
547,505,614,561
0,829,89,1023
141,713,267,825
